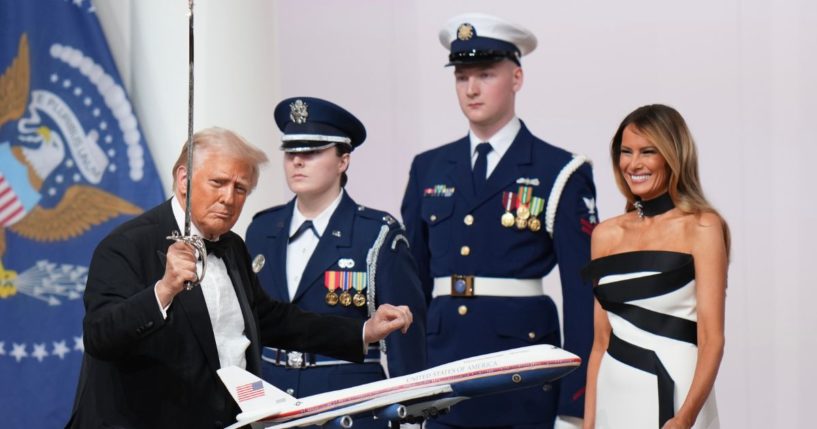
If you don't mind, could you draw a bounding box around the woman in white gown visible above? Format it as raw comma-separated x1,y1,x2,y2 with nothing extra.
582,104,729,429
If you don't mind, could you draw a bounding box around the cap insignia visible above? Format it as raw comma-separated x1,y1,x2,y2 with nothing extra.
457,23,474,41
290,99,309,124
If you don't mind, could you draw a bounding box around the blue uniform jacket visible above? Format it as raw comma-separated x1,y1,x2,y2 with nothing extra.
401,122,597,427
246,192,427,407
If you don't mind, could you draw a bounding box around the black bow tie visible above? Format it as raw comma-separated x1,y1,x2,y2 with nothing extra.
204,237,229,258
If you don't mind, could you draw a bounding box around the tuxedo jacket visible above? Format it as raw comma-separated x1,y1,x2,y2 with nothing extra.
246,192,426,402
67,200,364,429
401,122,597,426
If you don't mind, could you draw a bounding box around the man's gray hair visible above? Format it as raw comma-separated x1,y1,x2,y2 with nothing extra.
172,127,269,190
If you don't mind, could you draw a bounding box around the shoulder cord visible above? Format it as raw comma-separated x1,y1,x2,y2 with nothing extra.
545,155,587,238
365,224,390,353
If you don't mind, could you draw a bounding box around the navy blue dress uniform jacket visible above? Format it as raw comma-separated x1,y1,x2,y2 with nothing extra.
245,193,427,417
401,122,597,427
67,200,365,429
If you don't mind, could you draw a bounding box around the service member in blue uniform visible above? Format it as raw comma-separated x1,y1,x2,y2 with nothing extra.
247,97,427,428
401,13,598,429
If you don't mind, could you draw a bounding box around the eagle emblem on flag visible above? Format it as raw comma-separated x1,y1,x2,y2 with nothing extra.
0,34,146,301
0,2,165,426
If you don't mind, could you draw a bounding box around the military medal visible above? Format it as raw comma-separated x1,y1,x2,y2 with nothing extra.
323,271,340,306
528,217,542,232
339,271,352,307
500,191,516,228
527,196,545,232
515,186,532,221
501,212,515,228
352,272,367,307
339,291,352,306
353,293,366,307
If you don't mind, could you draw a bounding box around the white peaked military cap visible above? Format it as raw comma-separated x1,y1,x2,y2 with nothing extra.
438,13,537,66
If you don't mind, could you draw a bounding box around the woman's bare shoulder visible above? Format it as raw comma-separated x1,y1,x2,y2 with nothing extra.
591,213,631,256
681,211,724,236
678,211,726,253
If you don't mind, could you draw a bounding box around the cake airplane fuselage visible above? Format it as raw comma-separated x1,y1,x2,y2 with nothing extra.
218,344,581,429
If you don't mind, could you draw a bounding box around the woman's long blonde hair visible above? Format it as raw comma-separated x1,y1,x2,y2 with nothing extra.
610,104,731,256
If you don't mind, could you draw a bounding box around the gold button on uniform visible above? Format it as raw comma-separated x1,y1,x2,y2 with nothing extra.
464,214,474,225
460,245,470,256
458,305,468,316
528,332,536,340
430,214,437,222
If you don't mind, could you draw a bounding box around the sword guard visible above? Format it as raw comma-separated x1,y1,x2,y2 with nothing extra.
167,230,207,290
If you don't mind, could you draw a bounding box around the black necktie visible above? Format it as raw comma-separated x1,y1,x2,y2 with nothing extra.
473,142,492,194
289,220,319,243
204,237,229,259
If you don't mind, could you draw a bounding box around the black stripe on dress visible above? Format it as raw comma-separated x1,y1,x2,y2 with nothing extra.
581,251,693,283
594,260,694,303
598,300,698,345
607,333,676,428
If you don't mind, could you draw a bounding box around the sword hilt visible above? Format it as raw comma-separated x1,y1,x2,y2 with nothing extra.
167,230,207,290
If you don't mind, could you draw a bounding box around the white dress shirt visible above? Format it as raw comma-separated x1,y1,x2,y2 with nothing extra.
285,190,344,300
469,116,521,178
165,196,250,369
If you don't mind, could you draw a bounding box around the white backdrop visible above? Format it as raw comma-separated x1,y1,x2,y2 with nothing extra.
96,1,817,427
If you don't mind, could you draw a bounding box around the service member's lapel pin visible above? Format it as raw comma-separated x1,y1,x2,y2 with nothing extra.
338,258,355,269
332,230,342,238
252,254,266,273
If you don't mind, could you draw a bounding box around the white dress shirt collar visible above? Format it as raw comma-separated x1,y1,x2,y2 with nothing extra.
468,116,521,165
289,189,345,238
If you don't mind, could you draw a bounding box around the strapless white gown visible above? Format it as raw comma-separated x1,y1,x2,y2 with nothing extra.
584,251,719,429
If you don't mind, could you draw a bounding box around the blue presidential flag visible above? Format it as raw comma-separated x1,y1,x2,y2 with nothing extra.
0,1,165,427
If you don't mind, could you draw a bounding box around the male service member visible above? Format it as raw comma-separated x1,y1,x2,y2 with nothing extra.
401,13,598,429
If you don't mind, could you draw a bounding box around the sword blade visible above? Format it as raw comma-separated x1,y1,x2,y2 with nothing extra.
183,0,195,236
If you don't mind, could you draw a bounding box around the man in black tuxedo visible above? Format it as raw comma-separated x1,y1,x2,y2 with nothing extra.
66,127,413,429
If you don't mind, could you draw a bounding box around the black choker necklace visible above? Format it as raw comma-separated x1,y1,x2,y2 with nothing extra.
633,192,675,219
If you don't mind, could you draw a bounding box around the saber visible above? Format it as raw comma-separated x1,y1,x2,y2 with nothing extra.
168,0,207,290
184,0,195,238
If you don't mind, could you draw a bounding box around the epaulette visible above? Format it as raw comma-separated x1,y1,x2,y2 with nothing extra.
251,204,288,221
356,205,404,231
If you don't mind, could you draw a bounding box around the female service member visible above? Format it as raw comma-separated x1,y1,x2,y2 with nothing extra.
582,104,728,429
245,97,426,428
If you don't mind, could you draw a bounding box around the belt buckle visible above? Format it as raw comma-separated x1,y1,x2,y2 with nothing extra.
287,351,304,368
450,275,474,297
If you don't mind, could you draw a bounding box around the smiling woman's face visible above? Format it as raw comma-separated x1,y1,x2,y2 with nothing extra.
618,124,669,200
